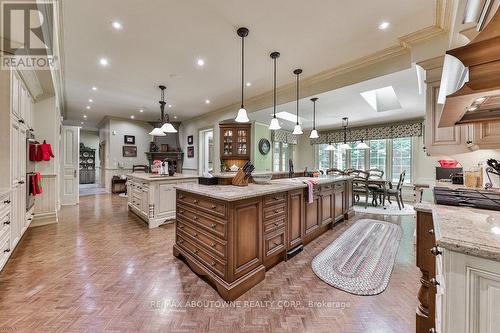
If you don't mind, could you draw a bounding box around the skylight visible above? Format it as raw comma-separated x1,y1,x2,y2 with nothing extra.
360,86,401,112
275,111,305,124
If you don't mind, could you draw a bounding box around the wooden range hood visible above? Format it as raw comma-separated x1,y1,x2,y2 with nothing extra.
439,8,500,127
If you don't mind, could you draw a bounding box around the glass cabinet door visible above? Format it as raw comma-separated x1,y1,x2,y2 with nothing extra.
236,128,248,155
223,129,233,156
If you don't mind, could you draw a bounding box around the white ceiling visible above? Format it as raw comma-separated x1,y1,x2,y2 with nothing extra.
62,0,435,127
251,68,425,131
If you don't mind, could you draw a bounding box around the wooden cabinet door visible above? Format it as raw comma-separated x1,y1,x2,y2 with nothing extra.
10,121,20,186
235,127,249,157
141,187,149,216
221,128,233,157
334,191,344,220
304,196,320,235
10,71,19,119
230,198,262,281
320,193,333,225
287,189,304,249
474,120,500,149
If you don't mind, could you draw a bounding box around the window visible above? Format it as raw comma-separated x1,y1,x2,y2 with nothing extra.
316,144,347,171
392,137,412,183
273,142,294,172
369,139,387,172
318,144,330,170
332,144,347,170
350,142,366,170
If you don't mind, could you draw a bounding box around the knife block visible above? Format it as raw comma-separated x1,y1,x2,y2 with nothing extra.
231,169,249,186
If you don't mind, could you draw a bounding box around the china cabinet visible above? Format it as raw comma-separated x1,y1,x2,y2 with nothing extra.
219,122,251,166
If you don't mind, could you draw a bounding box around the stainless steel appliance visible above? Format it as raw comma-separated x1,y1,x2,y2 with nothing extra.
435,167,463,181
26,132,36,211
434,187,500,211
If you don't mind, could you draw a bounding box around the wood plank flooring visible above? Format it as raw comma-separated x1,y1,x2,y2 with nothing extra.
0,193,420,333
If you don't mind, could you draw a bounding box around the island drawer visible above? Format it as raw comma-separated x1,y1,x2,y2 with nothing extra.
177,204,226,239
263,192,287,207
177,192,227,218
320,183,333,192
263,203,286,220
263,216,285,235
264,228,285,258
333,182,345,192
177,219,226,259
177,233,226,279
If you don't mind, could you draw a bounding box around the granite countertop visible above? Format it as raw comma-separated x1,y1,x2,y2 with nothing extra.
213,171,290,179
415,202,500,262
174,175,353,202
126,173,199,181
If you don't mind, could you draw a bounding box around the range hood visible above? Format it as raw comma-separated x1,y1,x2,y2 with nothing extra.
439,8,500,127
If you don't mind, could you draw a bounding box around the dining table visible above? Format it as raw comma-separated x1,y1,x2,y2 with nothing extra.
367,177,391,208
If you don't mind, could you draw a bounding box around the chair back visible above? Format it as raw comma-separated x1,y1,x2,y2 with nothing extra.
396,170,406,190
351,169,370,190
132,165,149,173
326,168,344,176
368,168,384,179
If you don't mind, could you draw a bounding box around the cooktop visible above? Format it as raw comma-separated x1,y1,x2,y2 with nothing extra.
434,187,500,212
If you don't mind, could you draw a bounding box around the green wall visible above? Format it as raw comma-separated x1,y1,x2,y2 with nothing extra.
253,122,272,172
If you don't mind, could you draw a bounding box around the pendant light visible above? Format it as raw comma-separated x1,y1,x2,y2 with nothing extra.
355,128,370,149
149,85,177,136
309,97,319,139
235,27,250,123
269,51,281,130
340,117,351,150
292,69,303,135
325,141,335,150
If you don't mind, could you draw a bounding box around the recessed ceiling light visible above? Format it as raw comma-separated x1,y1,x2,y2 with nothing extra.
112,21,123,30
168,104,172,108
378,21,390,30
92,86,98,91
86,106,91,110
246,82,252,87
205,99,210,104
130,115,135,119
88,99,93,103
174,115,177,119
99,58,109,66
83,115,87,118
196,58,205,67
139,109,144,113
81,122,84,125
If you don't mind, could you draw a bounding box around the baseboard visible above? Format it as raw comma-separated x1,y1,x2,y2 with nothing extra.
31,211,58,227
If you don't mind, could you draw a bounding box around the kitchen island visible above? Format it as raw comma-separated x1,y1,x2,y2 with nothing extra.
173,175,354,300
126,173,198,228
414,198,500,333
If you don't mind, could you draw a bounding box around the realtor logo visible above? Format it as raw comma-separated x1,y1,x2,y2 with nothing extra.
1,1,55,70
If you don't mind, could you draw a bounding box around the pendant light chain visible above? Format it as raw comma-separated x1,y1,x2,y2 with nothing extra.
313,99,316,130
296,72,299,125
273,56,277,118
241,34,245,109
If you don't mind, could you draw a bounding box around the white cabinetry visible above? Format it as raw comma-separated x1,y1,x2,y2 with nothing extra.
442,249,500,333
127,175,197,228
0,192,12,271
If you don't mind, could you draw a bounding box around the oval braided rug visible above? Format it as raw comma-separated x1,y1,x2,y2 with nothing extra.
312,219,402,296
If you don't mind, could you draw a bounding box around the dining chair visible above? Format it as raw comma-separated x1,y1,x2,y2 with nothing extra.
373,170,406,210
132,165,149,173
349,169,370,209
326,168,345,176
367,168,385,206
368,168,384,179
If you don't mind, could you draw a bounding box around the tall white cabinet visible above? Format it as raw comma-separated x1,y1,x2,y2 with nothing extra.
0,69,35,271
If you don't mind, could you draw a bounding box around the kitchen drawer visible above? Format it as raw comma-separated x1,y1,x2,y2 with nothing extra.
177,219,226,259
264,228,285,258
131,188,141,197
177,233,226,279
263,216,285,235
263,192,287,207
263,203,286,220
0,213,10,242
0,194,10,218
177,204,226,239
0,235,10,269
320,184,333,192
333,182,345,192
177,192,227,218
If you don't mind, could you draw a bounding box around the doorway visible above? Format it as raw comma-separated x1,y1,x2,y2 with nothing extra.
198,128,214,175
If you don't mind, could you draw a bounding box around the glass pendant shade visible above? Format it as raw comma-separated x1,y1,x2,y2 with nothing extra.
340,143,352,150
325,143,334,151
160,122,178,133
269,117,281,130
309,129,319,139
293,124,303,135
149,127,166,136
235,107,249,123
355,141,370,149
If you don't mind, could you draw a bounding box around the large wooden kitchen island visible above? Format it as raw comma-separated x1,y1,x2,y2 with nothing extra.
173,176,354,300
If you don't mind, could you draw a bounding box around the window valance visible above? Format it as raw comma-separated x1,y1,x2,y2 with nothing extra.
272,130,298,144
310,120,423,145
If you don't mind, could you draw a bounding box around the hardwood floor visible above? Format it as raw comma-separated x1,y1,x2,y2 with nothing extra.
0,193,420,333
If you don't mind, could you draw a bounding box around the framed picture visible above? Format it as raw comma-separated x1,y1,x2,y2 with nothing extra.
160,144,169,152
187,135,193,145
124,135,135,144
122,145,137,157
187,146,194,158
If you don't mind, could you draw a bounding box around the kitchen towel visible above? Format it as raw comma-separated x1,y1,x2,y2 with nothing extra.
40,141,55,161
29,172,43,196
303,179,319,204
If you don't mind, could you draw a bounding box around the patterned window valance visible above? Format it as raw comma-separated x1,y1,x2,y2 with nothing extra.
271,130,298,144
310,120,423,145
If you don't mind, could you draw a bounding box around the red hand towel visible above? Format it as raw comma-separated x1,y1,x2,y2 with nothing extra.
40,143,55,161
35,144,43,161
34,172,43,194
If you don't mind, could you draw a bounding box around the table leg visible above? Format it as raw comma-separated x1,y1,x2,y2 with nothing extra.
382,183,387,209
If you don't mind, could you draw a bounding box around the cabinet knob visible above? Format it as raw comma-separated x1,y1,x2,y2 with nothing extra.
430,246,442,256
179,210,184,214
429,329,436,333
193,199,198,204
193,249,199,254
211,204,217,209
4,221,10,225
4,249,10,253
210,242,215,247
178,239,184,244
428,229,434,235
193,232,198,237
274,196,280,200
19,119,25,124
429,278,440,286
274,209,280,213
210,261,216,267
210,223,216,228
3,200,10,204
192,215,198,220
179,195,184,199
178,225,183,229
18,181,25,184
